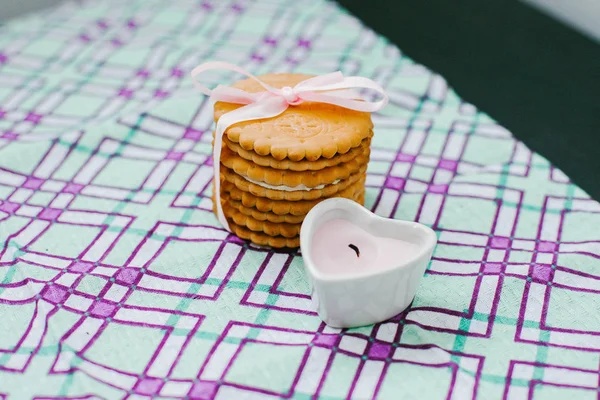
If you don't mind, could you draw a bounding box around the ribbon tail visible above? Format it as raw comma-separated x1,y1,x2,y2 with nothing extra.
300,91,388,113
213,96,289,232
297,76,389,112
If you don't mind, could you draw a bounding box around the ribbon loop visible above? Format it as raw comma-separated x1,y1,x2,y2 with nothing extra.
191,61,388,233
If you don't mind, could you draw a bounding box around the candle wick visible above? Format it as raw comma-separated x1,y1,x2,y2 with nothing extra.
348,244,360,258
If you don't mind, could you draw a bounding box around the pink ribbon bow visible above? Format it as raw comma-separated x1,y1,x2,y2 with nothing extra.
190,61,388,232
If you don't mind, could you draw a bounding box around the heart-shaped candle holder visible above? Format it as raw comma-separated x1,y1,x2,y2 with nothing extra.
300,198,437,328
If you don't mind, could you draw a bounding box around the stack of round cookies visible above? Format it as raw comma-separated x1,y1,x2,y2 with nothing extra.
212,73,374,248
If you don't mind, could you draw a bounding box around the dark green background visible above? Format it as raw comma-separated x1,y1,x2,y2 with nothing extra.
338,0,600,200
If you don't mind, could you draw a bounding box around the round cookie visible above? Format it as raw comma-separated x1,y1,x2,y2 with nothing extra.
217,192,365,249
227,220,300,248
222,135,372,171
220,144,370,188
221,202,301,238
221,192,306,224
220,192,365,238
219,175,366,215
213,73,374,162
217,195,365,249
220,164,368,201
213,186,366,248
221,188,363,224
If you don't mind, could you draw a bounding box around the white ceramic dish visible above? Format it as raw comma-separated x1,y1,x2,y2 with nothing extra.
300,198,437,328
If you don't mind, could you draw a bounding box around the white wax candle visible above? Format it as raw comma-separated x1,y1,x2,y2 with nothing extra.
310,218,421,276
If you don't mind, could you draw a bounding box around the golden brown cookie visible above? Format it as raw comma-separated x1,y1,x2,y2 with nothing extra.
220,144,370,188
213,73,374,162
219,175,366,215
219,193,365,248
220,188,363,224
213,185,366,248
228,220,300,248
219,202,301,238
222,136,372,171
216,188,364,235
221,191,306,224
220,163,368,201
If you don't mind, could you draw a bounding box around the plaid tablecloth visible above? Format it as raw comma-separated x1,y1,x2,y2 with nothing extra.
1,0,600,399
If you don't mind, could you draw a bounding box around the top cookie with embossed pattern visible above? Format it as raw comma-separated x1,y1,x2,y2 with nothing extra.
213,73,373,162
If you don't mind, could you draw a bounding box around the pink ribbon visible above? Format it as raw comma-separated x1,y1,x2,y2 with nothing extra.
190,61,388,232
